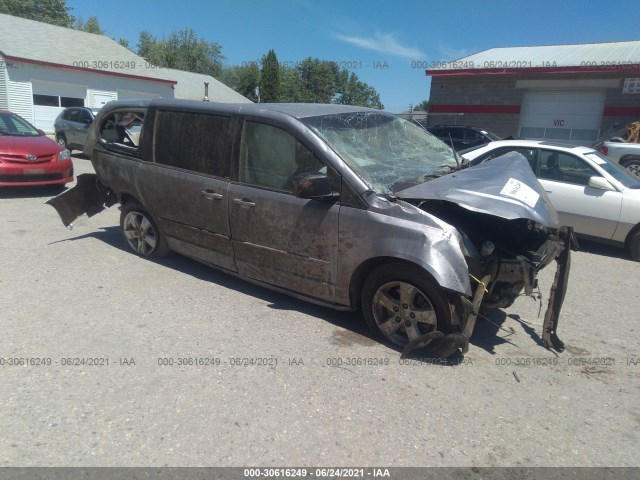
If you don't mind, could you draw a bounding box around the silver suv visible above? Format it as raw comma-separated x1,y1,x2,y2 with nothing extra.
54,107,101,153
48,99,574,357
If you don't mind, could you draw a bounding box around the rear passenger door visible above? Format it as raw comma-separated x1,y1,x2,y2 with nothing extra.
137,109,237,271
228,120,339,302
66,109,81,147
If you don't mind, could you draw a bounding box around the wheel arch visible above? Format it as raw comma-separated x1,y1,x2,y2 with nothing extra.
620,154,640,165
348,256,467,312
118,192,142,207
624,222,640,257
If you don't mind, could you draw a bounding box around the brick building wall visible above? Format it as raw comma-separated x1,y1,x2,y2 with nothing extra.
427,71,640,139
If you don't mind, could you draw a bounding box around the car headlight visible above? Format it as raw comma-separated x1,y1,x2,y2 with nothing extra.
57,149,71,162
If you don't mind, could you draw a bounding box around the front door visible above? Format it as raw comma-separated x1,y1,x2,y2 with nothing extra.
536,149,623,239
228,121,340,302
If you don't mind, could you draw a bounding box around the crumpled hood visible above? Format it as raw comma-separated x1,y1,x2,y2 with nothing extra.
396,153,560,228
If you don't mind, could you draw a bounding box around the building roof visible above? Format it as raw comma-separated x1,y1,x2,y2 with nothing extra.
0,13,250,102
426,40,640,76
158,68,250,102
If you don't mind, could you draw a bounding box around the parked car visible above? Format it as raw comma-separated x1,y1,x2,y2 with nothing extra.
462,140,640,261
0,110,73,188
48,100,574,356
54,107,101,153
426,125,501,151
592,124,640,176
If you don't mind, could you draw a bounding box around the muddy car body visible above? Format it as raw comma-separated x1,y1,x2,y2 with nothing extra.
48,99,574,356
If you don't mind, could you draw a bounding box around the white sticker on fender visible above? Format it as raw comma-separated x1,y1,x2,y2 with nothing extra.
500,178,540,208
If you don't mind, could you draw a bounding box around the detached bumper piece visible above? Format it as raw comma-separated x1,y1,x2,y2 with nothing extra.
46,173,117,228
541,226,577,353
401,226,576,359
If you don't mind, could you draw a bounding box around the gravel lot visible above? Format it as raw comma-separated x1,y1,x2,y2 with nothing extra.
1,155,639,467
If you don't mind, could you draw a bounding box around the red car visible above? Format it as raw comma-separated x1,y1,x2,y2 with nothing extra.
0,110,73,188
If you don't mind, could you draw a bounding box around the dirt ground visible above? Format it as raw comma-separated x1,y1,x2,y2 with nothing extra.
1,155,639,467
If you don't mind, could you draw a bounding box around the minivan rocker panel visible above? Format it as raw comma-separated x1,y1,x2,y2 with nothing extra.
47,99,575,358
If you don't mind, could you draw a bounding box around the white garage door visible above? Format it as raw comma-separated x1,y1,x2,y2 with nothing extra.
519,91,605,146
32,81,87,132
87,90,117,109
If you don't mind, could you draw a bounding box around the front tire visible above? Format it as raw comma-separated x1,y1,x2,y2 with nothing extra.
120,202,170,257
56,134,71,153
361,263,453,349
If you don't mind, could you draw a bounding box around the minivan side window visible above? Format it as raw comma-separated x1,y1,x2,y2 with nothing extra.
240,122,325,191
100,110,145,152
154,110,231,178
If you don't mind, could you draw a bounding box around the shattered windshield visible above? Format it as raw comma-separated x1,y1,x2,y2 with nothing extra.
302,112,457,194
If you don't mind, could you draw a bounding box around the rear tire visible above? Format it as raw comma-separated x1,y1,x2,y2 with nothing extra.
361,263,453,349
622,158,640,177
120,202,170,258
628,230,640,262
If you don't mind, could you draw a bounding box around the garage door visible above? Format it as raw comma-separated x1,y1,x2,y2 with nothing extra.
519,91,605,146
32,82,86,132
87,90,117,109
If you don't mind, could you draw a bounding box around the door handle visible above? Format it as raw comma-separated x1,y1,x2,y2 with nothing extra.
233,198,256,207
545,190,552,193
200,190,223,200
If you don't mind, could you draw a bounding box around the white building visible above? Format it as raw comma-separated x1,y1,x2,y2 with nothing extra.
0,13,250,132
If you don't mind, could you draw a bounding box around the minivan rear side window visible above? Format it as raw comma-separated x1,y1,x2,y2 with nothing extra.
154,110,231,179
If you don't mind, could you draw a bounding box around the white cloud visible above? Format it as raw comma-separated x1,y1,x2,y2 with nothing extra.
333,32,425,59
437,45,469,60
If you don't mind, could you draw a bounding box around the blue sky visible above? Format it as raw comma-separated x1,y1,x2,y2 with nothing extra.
68,0,640,112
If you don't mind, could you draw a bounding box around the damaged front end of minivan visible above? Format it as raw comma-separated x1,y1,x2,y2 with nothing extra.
396,153,577,357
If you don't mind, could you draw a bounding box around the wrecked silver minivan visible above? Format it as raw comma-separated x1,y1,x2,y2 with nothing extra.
48,99,575,357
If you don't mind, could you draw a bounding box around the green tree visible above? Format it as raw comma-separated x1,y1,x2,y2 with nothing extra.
137,28,225,77
335,70,383,109
414,99,429,111
73,15,103,34
218,63,260,102
219,53,384,108
0,0,72,27
279,65,305,103
118,37,130,49
260,49,280,103
296,58,339,103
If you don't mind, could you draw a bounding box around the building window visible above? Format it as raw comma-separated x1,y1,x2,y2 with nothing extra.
61,97,85,107
32,94,85,107
623,78,640,94
33,94,59,106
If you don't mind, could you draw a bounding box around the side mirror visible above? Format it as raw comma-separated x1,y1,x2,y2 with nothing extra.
37,129,46,136
291,172,338,200
82,119,92,126
588,176,616,191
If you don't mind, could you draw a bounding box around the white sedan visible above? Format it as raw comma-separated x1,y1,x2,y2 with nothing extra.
462,140,640,261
